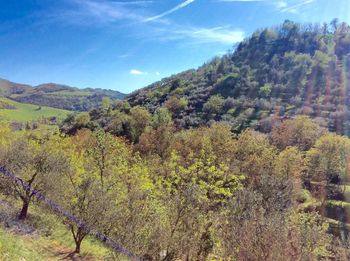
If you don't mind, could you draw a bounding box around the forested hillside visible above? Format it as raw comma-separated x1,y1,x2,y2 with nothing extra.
127,20,350,134
3,116,350,260
0,79,125,111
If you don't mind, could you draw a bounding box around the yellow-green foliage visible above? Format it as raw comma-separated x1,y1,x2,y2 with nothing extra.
288,212,333,259
1,116,350,260
275,146,303,179
305,134,350,184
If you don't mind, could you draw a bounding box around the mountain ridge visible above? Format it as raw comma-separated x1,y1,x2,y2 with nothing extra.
0,78,126,111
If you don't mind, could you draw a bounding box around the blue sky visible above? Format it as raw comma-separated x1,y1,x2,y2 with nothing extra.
0,0,349,93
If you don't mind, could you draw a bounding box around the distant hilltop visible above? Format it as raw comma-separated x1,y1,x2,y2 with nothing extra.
0,78,126,111
127,20,350,135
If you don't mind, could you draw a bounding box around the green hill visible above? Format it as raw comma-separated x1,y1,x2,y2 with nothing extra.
0,79,126,112
127,20,350,135
0,97,71,122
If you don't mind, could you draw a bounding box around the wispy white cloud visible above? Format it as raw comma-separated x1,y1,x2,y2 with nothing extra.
55,0,148,25
215,50,228,56
274,1,288,8
217,0,316,13
155,71,160,76
279,0,315,13
218,0,263,2
154,25,245,45
143,0,196,22
118,53,132,58
188,26,244,44
49,0,244,47
113,1,154,5
270,0,316,13
130,69,147,75
50,0,244,47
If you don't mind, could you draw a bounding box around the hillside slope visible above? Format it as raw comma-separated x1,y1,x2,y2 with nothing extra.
0,197,109,261
0,79,126,112
0,97,70,123
127,20,350,135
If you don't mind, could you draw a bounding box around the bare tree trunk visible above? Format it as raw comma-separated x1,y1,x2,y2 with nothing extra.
18,200,29,220
71,226,87,254
74,239,82,254
17,173,37,221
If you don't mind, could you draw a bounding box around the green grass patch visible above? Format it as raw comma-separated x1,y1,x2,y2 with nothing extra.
327,200,350,208
316,200,350,223
0,196,110,260
337,184,350,201
0,97,71,122
28,206,110,259
299,199,321,212
0,224,109,261
49,90,91,97
0,226,47,260
325,217,350,228
325,217,350,239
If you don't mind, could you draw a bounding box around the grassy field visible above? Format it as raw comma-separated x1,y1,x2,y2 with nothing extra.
0,225,110,261
0,97,71,122
0,197,110,261
49,90,91,96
